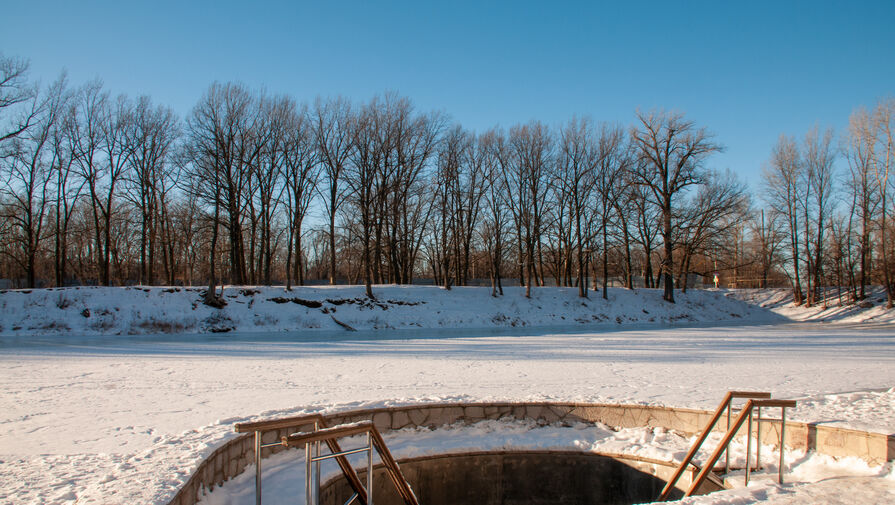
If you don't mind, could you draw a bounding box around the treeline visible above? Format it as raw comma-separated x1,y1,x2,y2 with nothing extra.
763,100,895,308
0,54,892,305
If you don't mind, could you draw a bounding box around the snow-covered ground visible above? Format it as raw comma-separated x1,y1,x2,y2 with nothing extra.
732,286,895,324
200,419,895,505
0,286,893,504
0,285,781,336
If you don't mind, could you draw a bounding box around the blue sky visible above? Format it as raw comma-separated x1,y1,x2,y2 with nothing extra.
3,1,893,191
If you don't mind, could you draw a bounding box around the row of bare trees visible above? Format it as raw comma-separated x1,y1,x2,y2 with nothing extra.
7,53,891,306
763,99,895,307
0,57,183,291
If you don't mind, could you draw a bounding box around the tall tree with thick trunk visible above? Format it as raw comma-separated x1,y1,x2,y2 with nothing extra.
186,82,261,296
630,110,721,303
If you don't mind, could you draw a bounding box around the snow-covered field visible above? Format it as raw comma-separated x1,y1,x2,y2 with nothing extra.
0,286,893,504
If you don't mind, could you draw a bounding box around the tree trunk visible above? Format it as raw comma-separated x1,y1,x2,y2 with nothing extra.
205,197,222,306
601,218,609,300
329,208,337,285
662,201,675,303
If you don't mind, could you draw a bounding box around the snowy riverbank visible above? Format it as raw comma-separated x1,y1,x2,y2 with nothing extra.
0,285,786,337
732,287,895,324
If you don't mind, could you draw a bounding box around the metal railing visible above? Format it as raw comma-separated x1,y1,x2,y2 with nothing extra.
658,391,797,501
281,421,420,505
657,391,770,501
235,414,370,505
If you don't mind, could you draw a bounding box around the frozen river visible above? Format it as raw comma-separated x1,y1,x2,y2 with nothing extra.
1,322,893,504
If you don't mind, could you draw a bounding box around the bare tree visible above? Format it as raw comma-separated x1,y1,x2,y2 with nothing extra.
750,209,785,289
630,110,721,302
595,124,628,299
828,213,852,305
8,59,871,294
282,100,318,289
455,131,486,286
628,176,660,288
95,94,135,285
348,98,383,298
186,82,263,303
386,101,443,284
874,98,895,306
802,126,836,306
0,74,68,287
68,81,112,284
844,107,879,300
478,129,509,296
123,96,178,285
556,117,598,297
676,170,749,292
610,167,638,289
314,96,353,285
52,102,84,286
253,95,290,285
504,121,552,298
0,54,39,147
763,135,804,303
432,125,467,289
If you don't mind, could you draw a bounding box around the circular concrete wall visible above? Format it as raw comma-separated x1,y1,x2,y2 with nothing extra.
318,451,720,505
169,402,894,505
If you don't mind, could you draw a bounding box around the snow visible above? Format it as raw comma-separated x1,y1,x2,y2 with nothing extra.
197,419,895,505
0,285,781,337
0,286,893,504
731,287,895,324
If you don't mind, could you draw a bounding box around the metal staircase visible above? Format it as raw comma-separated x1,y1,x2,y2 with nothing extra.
235,414,418,505
658,391,797,501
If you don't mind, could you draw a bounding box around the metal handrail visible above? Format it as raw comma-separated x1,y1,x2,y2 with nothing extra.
684,398,797,497
234,414,369,505
281,421,420,505
658,391,770,501
743,399,797,487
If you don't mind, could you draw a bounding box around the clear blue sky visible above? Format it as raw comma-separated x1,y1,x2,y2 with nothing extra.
3,0,893,191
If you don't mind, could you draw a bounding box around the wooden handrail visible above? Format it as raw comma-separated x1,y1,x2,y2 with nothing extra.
658,391,770,501
371,427,420,505
324,435,369,505
753,399,797,408
281,422,375,447
234,413,325,433
729,391,773,399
